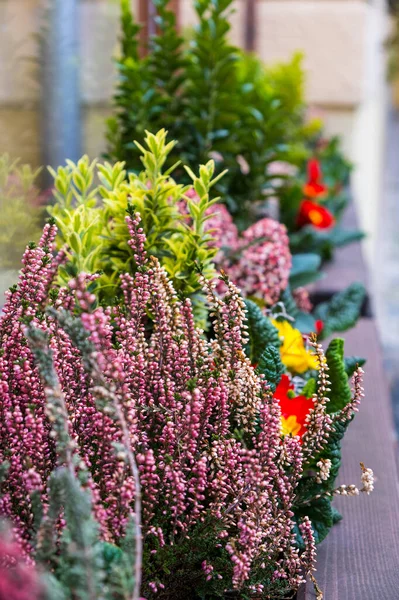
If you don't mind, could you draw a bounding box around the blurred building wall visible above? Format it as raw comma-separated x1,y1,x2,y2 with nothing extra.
0,0,122,167
0,0,388,263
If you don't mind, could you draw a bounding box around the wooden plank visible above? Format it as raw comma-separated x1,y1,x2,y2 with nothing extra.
305,319,399,599
244,0,256,51
138,0,156,56
169,0,180,30
138,0,180,55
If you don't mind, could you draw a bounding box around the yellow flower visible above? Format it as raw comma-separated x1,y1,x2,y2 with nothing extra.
271,319,318,374
281,415,301,437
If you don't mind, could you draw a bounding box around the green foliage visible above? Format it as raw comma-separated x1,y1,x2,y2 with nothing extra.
294,339,358,546
329,226,365,248
48,130,220,322
278,287,299,319
244,299,281,365
278,286,316,333
289,227,334,261
181,0,240,168
302,377,316,398
289,224,364,262
314,282,366,339
289,252,322,289
295,496,334,546
107,0,185,164
257,346,284,392
325,339,352,413
107,0,361,272
0,154,43,270
344,355,366,378
107,0,310,230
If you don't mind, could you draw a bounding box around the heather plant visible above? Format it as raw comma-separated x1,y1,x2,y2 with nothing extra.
0,377,138,600
204,205,293,306
0,524,44,600
206,201,365,337
48,132,365,338
48,125,365,337
0,216,372,599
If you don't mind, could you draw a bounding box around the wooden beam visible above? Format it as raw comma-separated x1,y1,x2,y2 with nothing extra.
169,0,180,31
244,0,256,52
138,0,149,56
138,0,159,55
138,0,180,56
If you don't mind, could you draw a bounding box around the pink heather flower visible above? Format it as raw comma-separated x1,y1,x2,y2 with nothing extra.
179,191,291,307
0,215,336,597
299,517,317,574
293,287,313,313
204,203,240,260
230,218,292,305
205,206,292,307
0,531,42,600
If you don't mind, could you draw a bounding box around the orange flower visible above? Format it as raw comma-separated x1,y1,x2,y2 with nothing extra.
274,374,314,439
297,199,335,230
303,158,328,199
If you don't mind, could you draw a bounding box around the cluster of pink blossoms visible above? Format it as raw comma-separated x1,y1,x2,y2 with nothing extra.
204,202,292,305
0,529,42,600
0,215,340,598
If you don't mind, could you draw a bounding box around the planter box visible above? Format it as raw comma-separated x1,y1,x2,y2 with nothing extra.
302,207,399,599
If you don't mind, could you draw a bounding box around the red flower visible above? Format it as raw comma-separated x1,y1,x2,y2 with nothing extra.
315,320,324,335
273,374,314,439
297,199,335,230
303,159,328,199
307,158,322,183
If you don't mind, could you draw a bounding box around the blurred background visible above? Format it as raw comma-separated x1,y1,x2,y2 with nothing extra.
1,0,399,415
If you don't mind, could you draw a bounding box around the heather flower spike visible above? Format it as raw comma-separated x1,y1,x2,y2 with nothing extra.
0,213,371,599
207,207,292,307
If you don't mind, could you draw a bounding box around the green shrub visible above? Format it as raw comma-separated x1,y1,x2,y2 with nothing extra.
0,155,43,270
107,0,312,230
48,129,221,323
